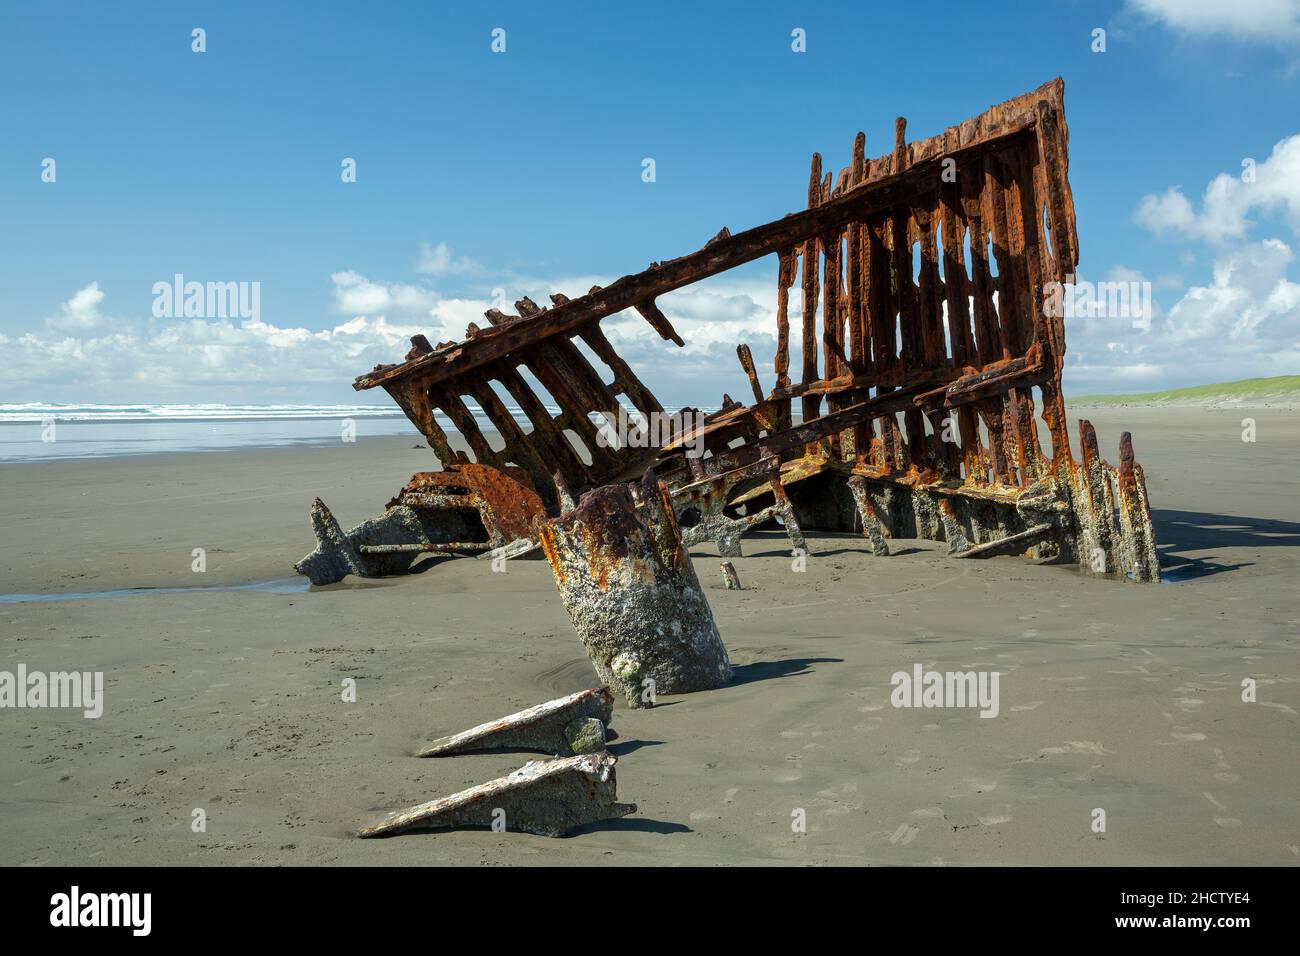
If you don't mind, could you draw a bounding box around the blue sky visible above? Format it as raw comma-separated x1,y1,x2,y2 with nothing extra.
2,0,1299,406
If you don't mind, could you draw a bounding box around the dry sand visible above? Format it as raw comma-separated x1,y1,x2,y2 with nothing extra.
1,407,1296,866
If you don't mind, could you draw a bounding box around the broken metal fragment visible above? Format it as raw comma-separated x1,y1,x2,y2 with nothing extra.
295,499,428,586
474,537,542,562
294,463,545,584
537,470,733,708
952,523,1054,560
357,751,635,839
416,687,614,758
673,456,806,558
388,464,546,544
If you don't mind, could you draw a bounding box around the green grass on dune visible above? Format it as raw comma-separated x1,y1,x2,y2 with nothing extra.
1069,375,1300,405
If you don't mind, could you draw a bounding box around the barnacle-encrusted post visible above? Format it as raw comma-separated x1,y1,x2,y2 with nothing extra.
536,469,732,707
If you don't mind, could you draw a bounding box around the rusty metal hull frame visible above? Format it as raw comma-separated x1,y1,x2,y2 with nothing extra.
318,77,1159,584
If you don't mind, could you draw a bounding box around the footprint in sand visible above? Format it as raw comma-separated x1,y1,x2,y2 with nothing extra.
1040,741,1113,756
1109,663,1153,677
896,749,922,767
691,786,754,823
888,823,919,845
1213,749,1240,784
1203,792,1243,829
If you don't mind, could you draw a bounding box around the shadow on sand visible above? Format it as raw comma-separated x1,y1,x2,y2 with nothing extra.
567,817,693,836
730,657,842,685
1152,509,1300,580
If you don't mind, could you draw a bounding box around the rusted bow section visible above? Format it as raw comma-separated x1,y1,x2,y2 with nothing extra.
299,77,1159,587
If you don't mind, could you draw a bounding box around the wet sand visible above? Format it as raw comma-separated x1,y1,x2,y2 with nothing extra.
1,407,1296,865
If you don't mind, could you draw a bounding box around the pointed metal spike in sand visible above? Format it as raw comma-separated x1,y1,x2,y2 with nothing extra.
357,751,635,839
720,561,742,590
847,476,891,556
295,498,367,585
416,687,614,758
295,499,432,585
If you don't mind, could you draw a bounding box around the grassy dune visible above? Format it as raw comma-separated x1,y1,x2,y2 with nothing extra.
1069,375,1300,407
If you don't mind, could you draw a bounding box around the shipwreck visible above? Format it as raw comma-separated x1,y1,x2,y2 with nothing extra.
335,77,1166,838
299,77,1160,592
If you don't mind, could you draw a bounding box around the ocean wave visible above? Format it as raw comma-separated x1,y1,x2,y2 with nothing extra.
0,401,704,424
0,403,426,423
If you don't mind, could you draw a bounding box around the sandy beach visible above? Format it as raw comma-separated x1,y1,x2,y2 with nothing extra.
1,406,1296,866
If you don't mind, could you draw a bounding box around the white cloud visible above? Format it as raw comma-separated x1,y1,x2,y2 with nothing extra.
590,275,784,403
329,270,441,317
4,264,468,402
0,269,792,407
1163,239,1300,347
6,303,435,402
1066,187,1300,395
11,192,1296,407
1134,188,1201,237
1135,134,1300,243
1127,0,1300,42
44,282,109,334
1062,243,1300,393
1096,139,1300,392
414,241,481,277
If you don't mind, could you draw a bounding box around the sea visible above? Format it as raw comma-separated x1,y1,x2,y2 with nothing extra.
0,403,487,463
0,402,709,463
